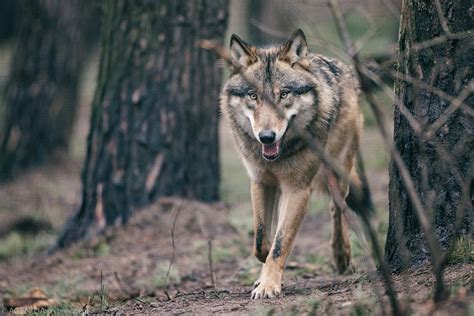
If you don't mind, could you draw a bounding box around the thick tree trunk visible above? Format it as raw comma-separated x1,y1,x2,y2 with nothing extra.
385,0,473,270
57,0,228,247
0,0,99,180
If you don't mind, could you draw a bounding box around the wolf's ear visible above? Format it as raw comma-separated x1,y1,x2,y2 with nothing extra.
279,29,308,65
230,34,257,68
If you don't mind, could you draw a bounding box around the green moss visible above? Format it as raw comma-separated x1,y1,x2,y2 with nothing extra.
448,235,473,264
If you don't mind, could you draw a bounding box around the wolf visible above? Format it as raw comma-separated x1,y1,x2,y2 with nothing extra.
220,29,364,299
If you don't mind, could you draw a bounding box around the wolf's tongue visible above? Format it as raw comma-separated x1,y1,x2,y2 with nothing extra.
262,141,280,157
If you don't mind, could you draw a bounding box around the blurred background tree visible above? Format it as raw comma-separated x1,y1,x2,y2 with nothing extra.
0,0,19,43
58,0,229,247
0,0,99,181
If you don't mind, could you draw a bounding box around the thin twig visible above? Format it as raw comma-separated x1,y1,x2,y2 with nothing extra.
163,199,184,300
196,208,217,289
381,0,400,19
208,240,217,289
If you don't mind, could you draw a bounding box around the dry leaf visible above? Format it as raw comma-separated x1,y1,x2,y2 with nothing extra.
3,288,58,313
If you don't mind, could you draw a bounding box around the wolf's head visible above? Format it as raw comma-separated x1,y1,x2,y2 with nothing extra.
221,29,318,161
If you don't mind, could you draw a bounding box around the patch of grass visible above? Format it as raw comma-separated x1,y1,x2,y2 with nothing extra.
0,231,56,260
71,249,86,260
349,303,370,316
308,194,330,215
212,238,250,264
3,281,34,298
253,305,276,316
349,284,378,316
46,274,85,300
307,298,321,315
27,302,80,315
212,245,235,263
448,235,473,264
305,253,333,274
235,259,260,286
153,262,181,288
228,205,253,238
350,234,366,259
93,241,110,257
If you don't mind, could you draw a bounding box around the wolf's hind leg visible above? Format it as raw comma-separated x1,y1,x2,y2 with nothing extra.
251,182,278,263
327,172,352,273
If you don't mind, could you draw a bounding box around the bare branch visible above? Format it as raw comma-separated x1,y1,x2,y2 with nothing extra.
196,208,217,289
411,31,473,52
434,0,453,36
381,0,400,20
249,18,288,39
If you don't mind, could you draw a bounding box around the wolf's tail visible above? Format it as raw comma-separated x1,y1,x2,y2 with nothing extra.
345,149,374,219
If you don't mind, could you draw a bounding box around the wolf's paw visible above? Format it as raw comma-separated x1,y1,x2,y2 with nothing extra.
251,279,282,299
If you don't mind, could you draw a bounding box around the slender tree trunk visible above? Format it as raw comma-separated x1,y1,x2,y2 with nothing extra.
385,0,473,270
57,0,228,248
0,0,99,180
0,0,19,43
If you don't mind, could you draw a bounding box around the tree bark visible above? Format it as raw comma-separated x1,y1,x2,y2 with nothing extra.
57,0,228,247
0,0,99,180
385,0,473,270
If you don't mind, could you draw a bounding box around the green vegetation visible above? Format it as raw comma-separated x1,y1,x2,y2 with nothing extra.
0,231,56,260
448,235,473,264
153,262,181,288
24,302,80,315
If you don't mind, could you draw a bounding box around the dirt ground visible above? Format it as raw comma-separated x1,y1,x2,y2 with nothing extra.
0,196,472,315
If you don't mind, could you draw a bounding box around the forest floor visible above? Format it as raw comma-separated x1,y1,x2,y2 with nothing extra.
0,196,472,315
0,121,472,315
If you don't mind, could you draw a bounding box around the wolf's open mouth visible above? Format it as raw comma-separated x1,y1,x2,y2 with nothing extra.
262,140,281,161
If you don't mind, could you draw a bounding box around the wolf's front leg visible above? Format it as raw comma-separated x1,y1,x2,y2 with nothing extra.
251,187,310,299
251,181,278,263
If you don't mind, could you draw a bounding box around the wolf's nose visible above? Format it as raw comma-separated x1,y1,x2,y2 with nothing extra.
259,130,276,144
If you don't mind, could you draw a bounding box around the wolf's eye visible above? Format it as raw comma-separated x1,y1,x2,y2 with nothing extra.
248,92,258,101
280,91,289,99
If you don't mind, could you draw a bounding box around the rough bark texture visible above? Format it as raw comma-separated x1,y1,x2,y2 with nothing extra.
57,0,228,247
0,0,99,180
385,0,473,270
